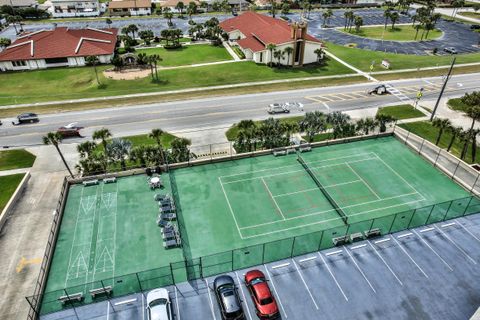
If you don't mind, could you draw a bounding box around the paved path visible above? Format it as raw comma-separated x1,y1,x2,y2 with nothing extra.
0,168,28,176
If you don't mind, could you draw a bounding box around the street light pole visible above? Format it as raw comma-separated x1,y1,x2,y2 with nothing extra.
430,57,456,121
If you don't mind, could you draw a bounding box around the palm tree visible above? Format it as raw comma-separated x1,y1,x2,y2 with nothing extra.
300,111,327,142
283,47,293,67
85,56,101,86
127,24,138,39
314,48,324,63
462,92,480,129
375,114,395,133
187,2,197,20
356,117,377,135
447,126,462,152
164,11,174,26
149,128,164,146
273,49,284,66
175,1,185,15
170,138,193,162
130,145,148,167
354,16,363,33
383,9,391,29
77,141,96,159
43,132,74,178
92,128,112,151
107,138,132,171
266,43,277,67
414,23,422,41
459,129,471,160
149,54,162,81
432,118,451,145
105,18,112,28
0,37,11,49
237,120,256,151
465,105,480,131
390,11,399,29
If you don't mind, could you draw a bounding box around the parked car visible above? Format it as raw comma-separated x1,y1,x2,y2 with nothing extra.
367,84,389,95
245,270,279,319
444,47,458,54
146,288,172,320
213,275,245,320
267,103,290,114
13,113,39,125
57,122,84,138
470,24,480,30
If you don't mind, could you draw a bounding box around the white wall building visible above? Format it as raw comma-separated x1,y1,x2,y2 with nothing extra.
49,0,100,18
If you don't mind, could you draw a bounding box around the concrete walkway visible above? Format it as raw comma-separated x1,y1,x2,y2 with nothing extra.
223,42,241,61
325,50,378,81
0,168,29,176
159,59,240,71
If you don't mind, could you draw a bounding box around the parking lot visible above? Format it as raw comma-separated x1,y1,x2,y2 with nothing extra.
42,213,480,320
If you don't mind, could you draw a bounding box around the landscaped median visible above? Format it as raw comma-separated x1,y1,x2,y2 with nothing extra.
0,149,36,171
339,24,442,41
0,174,26,212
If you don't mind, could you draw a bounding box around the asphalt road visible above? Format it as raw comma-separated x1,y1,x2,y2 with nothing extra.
1,73,478,147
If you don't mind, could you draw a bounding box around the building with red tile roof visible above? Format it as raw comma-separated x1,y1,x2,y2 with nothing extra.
220,11,323,66
0,27,118,71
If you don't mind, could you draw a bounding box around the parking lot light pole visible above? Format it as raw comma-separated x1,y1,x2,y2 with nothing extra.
430,57,456,121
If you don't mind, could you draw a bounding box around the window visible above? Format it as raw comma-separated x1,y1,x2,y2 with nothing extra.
46,57,68,64
12,60,27,67
259,52,263,62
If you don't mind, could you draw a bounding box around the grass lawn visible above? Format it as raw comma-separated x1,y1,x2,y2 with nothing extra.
399,121,480,164
447,98,470,113
0,174,25,212
226,116,305,141
0,149,36,171
0,59,351,105
121,132,177,148
377,104,425,120
325,41,480,72
136,44,232,67
458,12,480,19
341,25,442,41
302,132,332,142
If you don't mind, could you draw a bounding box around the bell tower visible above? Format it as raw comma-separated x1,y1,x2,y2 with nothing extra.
290,21,307,67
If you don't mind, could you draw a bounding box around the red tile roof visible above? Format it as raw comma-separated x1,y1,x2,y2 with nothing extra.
0,27,118,62
219,11,321,53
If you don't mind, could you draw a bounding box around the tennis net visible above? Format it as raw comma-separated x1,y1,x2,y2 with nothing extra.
297,155,348,224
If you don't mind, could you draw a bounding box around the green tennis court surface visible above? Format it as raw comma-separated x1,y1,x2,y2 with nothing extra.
41,136,472,314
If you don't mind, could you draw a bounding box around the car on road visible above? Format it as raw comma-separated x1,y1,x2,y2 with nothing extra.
267,103,290,114
13,113,39,125
470,25,480,30
368,84,389,95
245,270,279,319
444,47,458,54
213,275,245,320
146,288,172,320
57,122,84,138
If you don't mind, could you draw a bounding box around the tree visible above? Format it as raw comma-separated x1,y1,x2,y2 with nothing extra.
356,117,377,135
235,120,257,151
273,49,284,66
283,46,293,66
327,112,351,139
281,2,290,15
130,145,148,167
175,1,185,14
383,9,391,29
92,128,112,151
459,129,471,160
164,10,174,26
345,10,355,31
85,55,101,86
147,54,162,81
111,55,124,71
105,18,112,27
313,47,324,62
187,1,197,20
266,43,277,67
127,24,138,39
322,10,333,27
0,37,11,49
447,126,462,152
107,138,132,171
354,16,363,33
390,11,399,29
432,118,451,145
269,0,277,18
451,0,465,18
139,30,154,45
299,111,327,142
414,23,422,41
375,114,395,133
43,132,74,178
462,92,480,129
170,138,193,162
470,128,480,162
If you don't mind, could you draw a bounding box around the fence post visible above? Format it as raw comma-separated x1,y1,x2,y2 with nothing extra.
452,161,461,179
230,142,233,159
463,196,474,216
64,289,80,320
424,205,436,225
388,213,398,233
418,139,425,154
442,200,454,221
405,131,410,145
368,218,375,233
135,273,143,292
407,209,417,229
290,237,296,257
231,250,234,271
434,148,442,167
210,144,213,162
262,243,266,264
471,173,480,194
317,231,324,251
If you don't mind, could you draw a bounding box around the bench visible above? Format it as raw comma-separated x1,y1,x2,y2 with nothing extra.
83,180,98,186
364,228,381,239
273,149,287,157
103,177,116,184
163,237,181,249
350,232,364,242
90,286,112,299
58,292,84,304
299,145,312,153
332,235,350,246
286,148,296,155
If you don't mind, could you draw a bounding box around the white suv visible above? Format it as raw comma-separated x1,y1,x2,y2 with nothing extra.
146,288,172,320
267,103,290,114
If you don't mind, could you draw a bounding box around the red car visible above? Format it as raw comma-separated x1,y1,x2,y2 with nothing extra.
57,123,84,138
244,270,279,319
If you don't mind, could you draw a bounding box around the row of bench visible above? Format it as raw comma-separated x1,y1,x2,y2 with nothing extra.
273,145,312,157
332,228,381,246
58,286,112,305
82,177,116,186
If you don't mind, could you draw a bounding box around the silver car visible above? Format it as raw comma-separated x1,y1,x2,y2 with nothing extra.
214,275,244,320
267,103,290,114
146,288,172,320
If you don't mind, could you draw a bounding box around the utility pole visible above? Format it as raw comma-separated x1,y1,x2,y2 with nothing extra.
430,57,456,121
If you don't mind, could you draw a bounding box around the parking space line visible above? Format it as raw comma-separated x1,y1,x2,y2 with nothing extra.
272,262,290,269
106,300,110,320
420,227,435,233
411,229,454,271
204,278,217,320
343,246,376,293
397,232,413,239
292,259,319,310
441,222,456,228
433,225,477,265
350,244,367,250
374,238,391,244
317,252,349,301
367,240,403,286
142,293,145,320
322,102,330,111
326,250,343,256
391,236,429,279
235,272,253,320
299,256,317,263
263,264,288,319
457,220,480,243
174,286,180,320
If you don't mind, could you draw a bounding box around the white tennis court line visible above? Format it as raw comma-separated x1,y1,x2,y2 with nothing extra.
292,258,320,310
219,152,376,180
84,186,100,292
263,265,288,319
221,157,378,185
372,153,420,196
343,246,377,293
272,179,362,198
65,187,86,286
235,272,253,320
204,278,217,320
345,163,381,200
390,236,429,279
411,229,454,271
261,178,286,220
367,240,403,286
219,177,244,239
433,225,478,265
318,252,349,301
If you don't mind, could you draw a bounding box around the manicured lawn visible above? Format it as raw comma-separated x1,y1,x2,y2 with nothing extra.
377,104,425,120
325,41,480,72
0,174,25,212
121,132,177,148
447,98,470,112
136,44,232,67
341,25,442,41
0,149,36,171
303,132,332,142
0,59,351,105
226,116,305,141
399,121,480,164
459,12,480,19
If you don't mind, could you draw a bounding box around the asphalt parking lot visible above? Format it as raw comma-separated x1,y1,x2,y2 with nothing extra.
41,213,480,320
1,9,479,55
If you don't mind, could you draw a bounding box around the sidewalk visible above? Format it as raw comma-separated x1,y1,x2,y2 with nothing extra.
0,168,28,176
